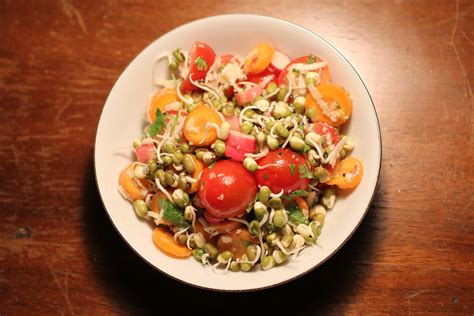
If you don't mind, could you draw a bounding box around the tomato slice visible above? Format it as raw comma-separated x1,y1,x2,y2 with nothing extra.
255,148,310,194
243,43,275,75
308,122,341,145
199,160,257,219
277,55,331,86
326,157,364,189
220,54,240,65
246,68,276,88
181,42,216,92
305,83,352,127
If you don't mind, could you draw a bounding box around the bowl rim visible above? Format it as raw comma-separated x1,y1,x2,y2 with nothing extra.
93,13,382,292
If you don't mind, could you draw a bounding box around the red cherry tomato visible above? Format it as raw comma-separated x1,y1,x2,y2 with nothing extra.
307,122,341,174
246,68,276,88
255,148,310,194
181,42,216,92
277,55,331,86
308,122,341,144
199,160,257,219
220,54,240,65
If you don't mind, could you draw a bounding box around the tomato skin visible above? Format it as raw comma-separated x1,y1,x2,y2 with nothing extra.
243,43,275,75
308,122,341,144
255,149,310,194
277,55,331,86
246,69,276,88
327,157,364,189
199,160,257,219
181,42,216,92
307,122,341,174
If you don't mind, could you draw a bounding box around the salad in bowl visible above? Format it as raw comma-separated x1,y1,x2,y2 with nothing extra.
118,40,363,273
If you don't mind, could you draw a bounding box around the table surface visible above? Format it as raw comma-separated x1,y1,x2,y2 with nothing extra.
1,0,473,314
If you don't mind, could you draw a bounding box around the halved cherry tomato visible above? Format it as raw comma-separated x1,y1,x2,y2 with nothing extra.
199,160,257,219
327,157,364,189
181,42,216,92
220,54,240,65
305,83,352,127
255,148,310,194
277,55,331,86
246,69,276,88
217,228,258,258
308,122,341,145
119,164,152,200
148,89,180,123
183,104,222,146
152,227,192,258
243,43,275,75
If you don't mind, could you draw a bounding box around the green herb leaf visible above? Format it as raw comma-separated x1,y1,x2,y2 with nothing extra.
282,190,310,200
147,109,165,137
298,165,314,179
289,164,296,175
195,56,208,71
159,199,190,228
287,203,310,225
306,54,317,64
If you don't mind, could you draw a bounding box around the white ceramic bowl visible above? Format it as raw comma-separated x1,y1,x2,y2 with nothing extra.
94,14,381,291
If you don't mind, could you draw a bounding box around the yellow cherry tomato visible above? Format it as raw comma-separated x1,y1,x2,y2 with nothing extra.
148,89,180,123
305,83,352,127
183,104,222,146
243,43,275,75
327,157,364,189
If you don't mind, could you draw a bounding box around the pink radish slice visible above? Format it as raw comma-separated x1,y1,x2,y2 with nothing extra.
235,86,262,106
225,115,241,131
225,144,248,161
135,144,155,163
226,130,256,152
269,51,291,72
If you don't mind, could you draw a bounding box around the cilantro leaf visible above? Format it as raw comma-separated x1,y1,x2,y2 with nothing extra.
159,199,190,228
298,165,314,179
287,203,309,225
306,54,317,64
147,108,165,137
289,164,296,175
282,190,310,200
195,56,208,71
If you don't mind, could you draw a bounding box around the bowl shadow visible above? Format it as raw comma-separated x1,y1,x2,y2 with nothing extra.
82,155,383,314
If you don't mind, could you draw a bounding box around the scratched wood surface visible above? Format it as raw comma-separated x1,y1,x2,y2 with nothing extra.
0,0,473,314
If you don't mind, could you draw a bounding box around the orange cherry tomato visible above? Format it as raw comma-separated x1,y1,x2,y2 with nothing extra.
243,43,275,75
212,221,243,234
305,83,352,127
148,89,179,123
183,104,222,146
327,157,364,189
119,164,151,200
152,227,192,258
216,228,258,259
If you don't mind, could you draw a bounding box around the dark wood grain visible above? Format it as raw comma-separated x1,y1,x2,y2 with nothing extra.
0,0,473,314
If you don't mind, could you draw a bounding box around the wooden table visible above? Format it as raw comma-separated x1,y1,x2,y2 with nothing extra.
1,0,472,314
